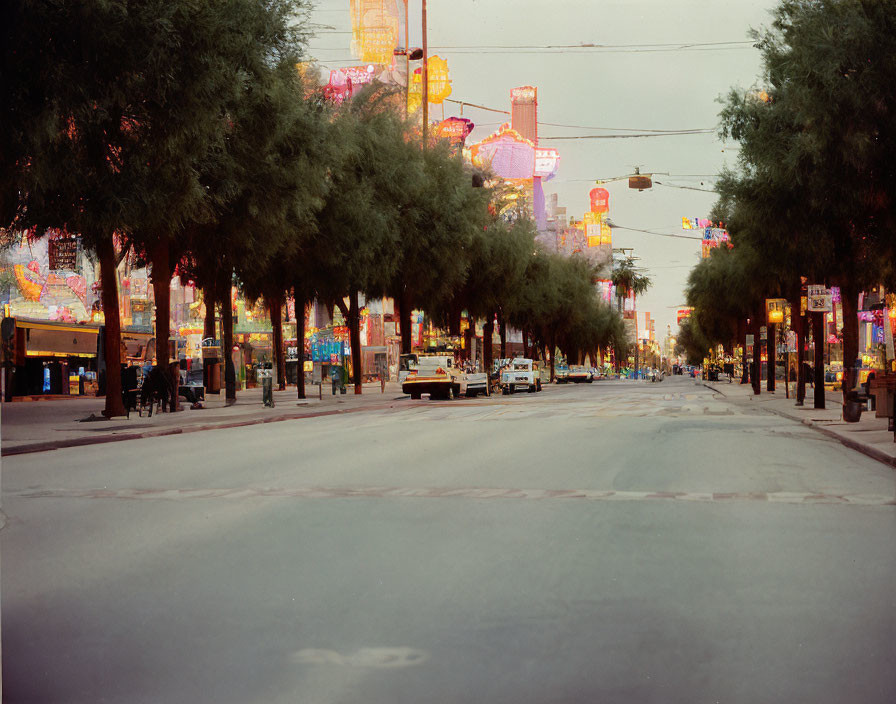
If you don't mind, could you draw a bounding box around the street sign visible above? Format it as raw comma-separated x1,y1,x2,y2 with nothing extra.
807,285,832,312
200,337,220,359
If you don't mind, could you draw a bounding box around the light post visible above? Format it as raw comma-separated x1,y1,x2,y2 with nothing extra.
421,0,429,145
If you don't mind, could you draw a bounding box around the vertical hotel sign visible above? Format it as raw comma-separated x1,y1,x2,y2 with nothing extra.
351,0,400,65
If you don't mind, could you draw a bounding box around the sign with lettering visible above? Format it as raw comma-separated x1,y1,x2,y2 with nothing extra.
48,237,79,271
807,285,832,312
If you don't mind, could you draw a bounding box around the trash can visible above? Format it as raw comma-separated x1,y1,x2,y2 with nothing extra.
207,361,221,394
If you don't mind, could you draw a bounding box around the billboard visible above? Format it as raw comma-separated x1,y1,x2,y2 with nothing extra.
350,0,400,65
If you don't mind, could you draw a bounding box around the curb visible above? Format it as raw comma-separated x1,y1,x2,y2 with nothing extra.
1,402,400,457
703,382,896,470
764,405,896,470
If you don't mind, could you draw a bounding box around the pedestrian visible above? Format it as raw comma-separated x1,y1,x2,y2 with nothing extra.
167,361,182,412
330,365,341,395
139,365,170,415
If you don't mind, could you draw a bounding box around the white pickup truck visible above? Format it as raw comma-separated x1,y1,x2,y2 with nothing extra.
500,358,542,394
402,355,466,400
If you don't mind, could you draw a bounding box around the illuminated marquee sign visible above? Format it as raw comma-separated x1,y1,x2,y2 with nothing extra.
323,65,376,103
436,117,474,145
701,227,730,258
766,298,787,324
534,148,560,181
589,188,610,214
350,0,400,64
510,86,536,103
408,56,453,113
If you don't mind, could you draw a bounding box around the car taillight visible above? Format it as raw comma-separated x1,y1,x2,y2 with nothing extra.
436,367,445,375
409,370,417,377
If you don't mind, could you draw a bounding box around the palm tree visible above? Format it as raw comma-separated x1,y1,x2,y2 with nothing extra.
611,256,651,313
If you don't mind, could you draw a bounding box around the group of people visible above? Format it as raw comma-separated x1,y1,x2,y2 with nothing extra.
123,361,204,415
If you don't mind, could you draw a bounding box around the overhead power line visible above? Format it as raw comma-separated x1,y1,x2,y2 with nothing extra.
541,131,715,140
609,224,703,241
443,99,714,135
653,180,719,193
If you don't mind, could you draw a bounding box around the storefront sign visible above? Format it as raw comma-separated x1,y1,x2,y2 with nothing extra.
807,285,832,312
766,298,787,324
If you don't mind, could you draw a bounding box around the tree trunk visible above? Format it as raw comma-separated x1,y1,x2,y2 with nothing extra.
483,316,494,372
739,318,749,383
751,314,762,395
840,282,860,404
202,281,217,392
397,288,412,354
464,324,473,364
220,268,236,404
549,331,556,381
448,300,462,338
498,312,507,359
295,292,306,399
348,289,362,394
790,290,806,406
522,328,530,359
269,292,286,391
150,239,171,368
96,236,126,418
813,311,825,409
766,322,776,392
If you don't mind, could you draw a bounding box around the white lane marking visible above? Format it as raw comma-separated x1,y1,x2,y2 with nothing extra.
13,486,895,506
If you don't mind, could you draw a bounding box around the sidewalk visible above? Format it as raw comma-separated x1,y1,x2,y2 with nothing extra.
704,379,896,469
0,381,409,456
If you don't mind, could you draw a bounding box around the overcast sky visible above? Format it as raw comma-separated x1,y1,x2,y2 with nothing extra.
307,0,780,339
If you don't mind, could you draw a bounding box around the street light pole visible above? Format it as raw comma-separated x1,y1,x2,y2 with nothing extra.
403,0,409,121
421,0,428,145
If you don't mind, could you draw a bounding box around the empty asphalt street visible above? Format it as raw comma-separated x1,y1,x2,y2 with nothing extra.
3,377,895,703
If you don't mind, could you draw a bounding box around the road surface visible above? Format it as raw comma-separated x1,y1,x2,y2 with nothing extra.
3,377,895,703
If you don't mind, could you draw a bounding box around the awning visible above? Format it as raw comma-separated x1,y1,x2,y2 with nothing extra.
22,323,99,358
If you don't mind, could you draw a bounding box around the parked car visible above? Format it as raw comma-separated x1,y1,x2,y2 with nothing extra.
568,365,593,383
555,365,570,383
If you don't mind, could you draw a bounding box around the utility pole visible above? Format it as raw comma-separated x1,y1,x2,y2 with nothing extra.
421,0,428,145
403,0,409,121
